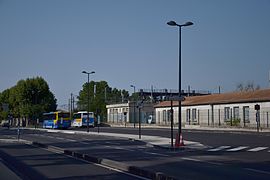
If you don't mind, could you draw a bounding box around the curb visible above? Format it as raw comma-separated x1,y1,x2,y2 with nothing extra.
32,141,176,180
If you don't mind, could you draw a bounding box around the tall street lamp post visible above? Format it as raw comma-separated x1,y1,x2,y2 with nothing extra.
167,20,193,146
130,85,136,128
82,70,95,133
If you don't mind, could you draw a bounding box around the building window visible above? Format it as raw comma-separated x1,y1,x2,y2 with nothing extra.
192,109,197,122
163,110,167,122
243,106,250,123
224,107,230,121
167,110,171,122
186,109,191,123
233,107,240,119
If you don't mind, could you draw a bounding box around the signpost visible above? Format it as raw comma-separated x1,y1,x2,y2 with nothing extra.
255,104,260,132
170,100,174,148
97,115,100,133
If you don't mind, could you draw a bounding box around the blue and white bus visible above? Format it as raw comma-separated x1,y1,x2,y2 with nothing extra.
42,112,71,129
71,111,95,127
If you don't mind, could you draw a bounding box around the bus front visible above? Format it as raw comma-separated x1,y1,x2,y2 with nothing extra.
42,112,57,129
57,112,71,129
72,113,82,127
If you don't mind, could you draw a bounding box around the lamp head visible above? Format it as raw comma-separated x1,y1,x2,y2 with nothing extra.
167,21,178,26
182,21,193,27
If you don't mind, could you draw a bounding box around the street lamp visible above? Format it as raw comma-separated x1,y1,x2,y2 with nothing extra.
130,85,136,128
82,70,95,133
167,20,193,146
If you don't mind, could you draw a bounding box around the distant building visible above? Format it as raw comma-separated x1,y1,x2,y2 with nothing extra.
155,89,270,128
106,102,155,124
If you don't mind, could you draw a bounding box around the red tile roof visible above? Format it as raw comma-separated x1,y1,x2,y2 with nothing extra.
155,89,270,108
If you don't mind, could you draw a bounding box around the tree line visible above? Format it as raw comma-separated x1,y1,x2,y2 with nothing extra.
76,80,131,120
0,77,57,124
0,77,135,124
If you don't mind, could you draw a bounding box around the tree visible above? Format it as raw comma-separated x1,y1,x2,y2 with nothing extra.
0,77,57,123
77,81,129,120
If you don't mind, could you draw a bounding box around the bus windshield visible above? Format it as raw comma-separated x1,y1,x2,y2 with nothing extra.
73,113,81,119
43,114,56,120
58,113,70,118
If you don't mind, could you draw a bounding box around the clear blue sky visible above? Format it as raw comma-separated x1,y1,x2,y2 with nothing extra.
1,0,270,107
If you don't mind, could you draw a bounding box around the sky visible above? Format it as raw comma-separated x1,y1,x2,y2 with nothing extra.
0,0,270,107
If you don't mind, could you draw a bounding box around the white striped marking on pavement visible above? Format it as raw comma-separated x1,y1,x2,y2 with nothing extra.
144,152,169,157
226,146,249,152
247,147,268,152
208,146,231,152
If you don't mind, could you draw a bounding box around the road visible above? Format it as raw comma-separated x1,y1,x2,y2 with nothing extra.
87,126,270,147
0,128,147,180
1,126,270,179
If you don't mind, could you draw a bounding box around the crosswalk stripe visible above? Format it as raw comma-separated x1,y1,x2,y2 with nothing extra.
226,146,249,152
247,147,268,152
208,146,231,152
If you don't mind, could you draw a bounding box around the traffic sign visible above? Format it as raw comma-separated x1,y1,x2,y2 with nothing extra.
167,96,185,101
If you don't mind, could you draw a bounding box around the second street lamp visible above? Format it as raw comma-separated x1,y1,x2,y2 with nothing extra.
82,70,95,133
167,20,193,147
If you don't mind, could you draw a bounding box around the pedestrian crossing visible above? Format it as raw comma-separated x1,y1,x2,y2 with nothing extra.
207,146,269,152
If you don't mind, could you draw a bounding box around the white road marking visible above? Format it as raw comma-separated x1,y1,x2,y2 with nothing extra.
181,157,223,166
181,157,202,162
64,138,76,142
144,152,169,157
208,146,231,152
245,168,270,175
247,147,268,152
226,146,249,152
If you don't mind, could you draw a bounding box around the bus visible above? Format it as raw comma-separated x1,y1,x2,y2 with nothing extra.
42,112,71,129
71,111,95,127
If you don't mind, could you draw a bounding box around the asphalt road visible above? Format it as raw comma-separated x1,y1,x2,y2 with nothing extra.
87,126,270,147
1,127,270,179
0,128,147,180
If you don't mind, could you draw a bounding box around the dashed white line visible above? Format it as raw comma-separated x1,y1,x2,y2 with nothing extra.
226,146,249,152
208,146,231,152
181,157,223,166
181,157,202,162
247,147,268,152
245,168,270,175
144,152,169,157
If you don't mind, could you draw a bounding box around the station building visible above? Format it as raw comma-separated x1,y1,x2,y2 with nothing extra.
155,89,270,128
106,102,154,124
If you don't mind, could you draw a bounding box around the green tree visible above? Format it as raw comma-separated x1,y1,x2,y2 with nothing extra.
77,81,129,121
0,77,57,122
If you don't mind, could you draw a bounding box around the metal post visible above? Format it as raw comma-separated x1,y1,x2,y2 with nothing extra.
167,21,193,146
218,109,221,126
177,26,182,144
267,112,269,128
82,71,95,133
133,86,136,128
170,100,174,148
139,106,141,139
230,108,233,126
256,111,260,132
87,74,90,133
17,117,20,140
